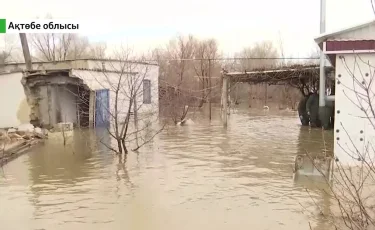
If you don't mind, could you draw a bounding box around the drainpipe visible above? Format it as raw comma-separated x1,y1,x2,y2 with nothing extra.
319,0,326,107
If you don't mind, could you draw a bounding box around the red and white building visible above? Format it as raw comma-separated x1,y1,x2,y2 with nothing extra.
315,20,375,165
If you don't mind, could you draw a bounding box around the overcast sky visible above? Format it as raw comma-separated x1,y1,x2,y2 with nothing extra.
0,0,374,57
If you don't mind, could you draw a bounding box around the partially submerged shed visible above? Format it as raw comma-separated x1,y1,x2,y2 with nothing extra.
22,69,91,128
0,59,159,129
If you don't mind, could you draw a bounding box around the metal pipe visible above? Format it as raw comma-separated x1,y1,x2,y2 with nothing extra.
319,0,326,107
320,0,326,33
326,95,335,101
319,45,326,107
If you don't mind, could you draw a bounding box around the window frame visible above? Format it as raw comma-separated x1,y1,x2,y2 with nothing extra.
143,79,151,104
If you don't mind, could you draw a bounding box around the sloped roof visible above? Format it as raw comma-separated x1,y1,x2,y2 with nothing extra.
314,20,375,44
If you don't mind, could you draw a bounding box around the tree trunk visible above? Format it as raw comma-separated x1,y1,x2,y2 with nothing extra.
121,139,128,154
117,139,122,154
198,79,205,108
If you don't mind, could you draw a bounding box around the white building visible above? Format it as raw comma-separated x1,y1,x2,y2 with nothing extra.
0,59,159,129
315,20,375,165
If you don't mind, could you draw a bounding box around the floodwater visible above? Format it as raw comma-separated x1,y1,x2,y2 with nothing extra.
0,108,334,230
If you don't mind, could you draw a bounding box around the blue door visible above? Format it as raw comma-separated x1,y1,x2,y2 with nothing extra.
95,89,110,127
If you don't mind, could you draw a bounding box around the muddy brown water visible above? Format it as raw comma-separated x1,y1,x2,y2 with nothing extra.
0,109,334,230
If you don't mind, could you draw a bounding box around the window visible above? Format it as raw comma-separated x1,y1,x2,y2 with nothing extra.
143,79,151,104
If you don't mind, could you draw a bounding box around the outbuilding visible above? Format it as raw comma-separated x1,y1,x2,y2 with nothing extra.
315,20,375,165
0,59,159,129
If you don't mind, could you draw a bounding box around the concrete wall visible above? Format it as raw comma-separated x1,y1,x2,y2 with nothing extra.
334,53,375,165
0,72,30,128
73,64,159,123
58,85,78,124
0,60,159,128
0,73,79,128
38,86,51,126
33,85,78,127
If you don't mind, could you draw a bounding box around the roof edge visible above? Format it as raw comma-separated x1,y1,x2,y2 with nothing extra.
0,67,141,76
4,58,159,66
314,19,375,44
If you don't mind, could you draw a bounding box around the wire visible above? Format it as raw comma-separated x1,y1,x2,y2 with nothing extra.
160,79,221,92
149,57,320,62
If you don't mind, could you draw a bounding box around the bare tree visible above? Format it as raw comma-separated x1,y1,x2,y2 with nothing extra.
227,41,281,108
30,33,90,61
155,35,227,123
88,42,107,59
0,34,20,66
154,35,197,124
193,38,219,107
28,14,91,61
279,84,300,110
165,35,195,85
66,35,90,60
77,46,163,154
235,41,279,71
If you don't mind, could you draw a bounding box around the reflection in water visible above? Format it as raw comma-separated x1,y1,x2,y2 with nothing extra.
294,126,334,230
294,126,334,178
293,174,333,230
296,126,334,158
0,109,335,230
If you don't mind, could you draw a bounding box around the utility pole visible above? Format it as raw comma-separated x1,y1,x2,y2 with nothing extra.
19,33,33,71
208,59,212,120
